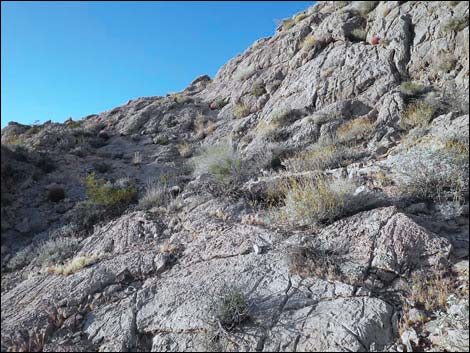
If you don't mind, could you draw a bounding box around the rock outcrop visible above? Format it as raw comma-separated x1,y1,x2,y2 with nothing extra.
1,2,469,352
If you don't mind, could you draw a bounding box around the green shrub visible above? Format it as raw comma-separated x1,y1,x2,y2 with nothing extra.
399,82,425,96
84,172,136,207
233,103,250,118
192,142,247,191
214,286,250,330
400,101,436,129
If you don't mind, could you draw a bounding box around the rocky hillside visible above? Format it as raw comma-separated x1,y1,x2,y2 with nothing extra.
1,1,469,352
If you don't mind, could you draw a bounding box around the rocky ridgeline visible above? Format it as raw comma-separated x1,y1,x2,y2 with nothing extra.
1,1,469,352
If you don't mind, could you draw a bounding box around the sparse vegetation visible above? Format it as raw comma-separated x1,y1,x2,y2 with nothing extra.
399,81,425,96
47,254,99,276
281,18,295,31
170,93,192,104
301,34,316,51
400,101,436,129
36,237,80,268
133,151,142,166
139,179,170,209
407,272,455,312
288,246,344,281
251,82,266,97
234,64,256,81
271,108,294,127
442,16,468,33
178,142,192,158
350,28,367,42
294,12,307,23
283,141,361,172
279,173,357,225
84,172,136,208
336,1,350,9
233,103,250,118
214,286,250,330
336,116,375,144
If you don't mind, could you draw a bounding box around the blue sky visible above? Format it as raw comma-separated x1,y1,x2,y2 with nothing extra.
1,1,313,128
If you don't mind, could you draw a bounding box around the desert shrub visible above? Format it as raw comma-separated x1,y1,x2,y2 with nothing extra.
92,161,112,173
353,1,379,15
350,28,367,42
69,121,82,129
48,186,65,202
271,108,294,127
399,81,425,96
170,93,192,104
302,34,316,51
178,142,192,158
283,141,361,172
36,237,80,268
448,1,461,6
294,12,307,23
336,1,350,9
407,272,455,312
154,135,169,145
234,64,256,81
47,254,98,276
398,147,468,206
288,246,344,281
251,82,266,97
6,245,35,271
233,103,250,118
24,125,42,136
213,285,250,330
213,98,228,109
138,179,170,209
69,201,105,232
194,114,207,139
281,18,295,31
279,174,357,225
84,172,136,207
442,16,468,33
400,101,436,129
336,116,375,144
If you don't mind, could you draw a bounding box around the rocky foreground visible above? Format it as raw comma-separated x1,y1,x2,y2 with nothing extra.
1,1,469,352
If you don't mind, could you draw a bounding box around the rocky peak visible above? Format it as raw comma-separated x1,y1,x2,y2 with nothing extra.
1,2,469,352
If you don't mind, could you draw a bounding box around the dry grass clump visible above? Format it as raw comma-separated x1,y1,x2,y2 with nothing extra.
294,12,307,23
47,254,98,276
400,101,436,129
407,272,455,312
336,116,375,144
178,142,192,158
442,16,468,33
281,19,295,31
233,103,251,118
138,179,170,210
288,246,344,281
283,142,359,172
301,34,316,51
251,82,266,97
213,285,250,331
279,174,357,225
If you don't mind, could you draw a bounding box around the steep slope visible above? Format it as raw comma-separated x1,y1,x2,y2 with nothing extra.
1,2,469,352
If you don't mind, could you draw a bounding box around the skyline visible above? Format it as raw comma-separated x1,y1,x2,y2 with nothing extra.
1,1,313,128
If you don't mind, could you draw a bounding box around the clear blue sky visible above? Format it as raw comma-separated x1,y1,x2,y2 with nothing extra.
1,1,313,128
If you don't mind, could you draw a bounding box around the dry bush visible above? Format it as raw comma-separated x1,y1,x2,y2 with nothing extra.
178,142,192,158
47,254,99,276
302,34,316,51
399,81,425,96
288,246,344,281
400,101,436,129
233,103,251,118
336,116,375,144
